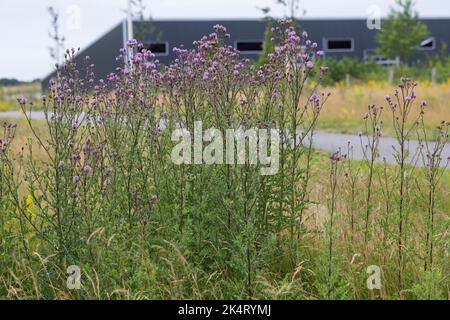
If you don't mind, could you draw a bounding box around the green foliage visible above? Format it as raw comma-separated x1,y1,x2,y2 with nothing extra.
0,78,25,86
314,53,450,86
412,270,447,300
376,0,429,61
131,0,161,43
258,20,275,67
315,57,383,85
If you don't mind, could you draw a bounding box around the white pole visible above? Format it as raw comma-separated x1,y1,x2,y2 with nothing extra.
126,0,134,69
388,67,394,84
127,0,134,42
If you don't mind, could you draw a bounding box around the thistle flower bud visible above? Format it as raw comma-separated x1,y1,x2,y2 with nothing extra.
320,66,329,74
330,152,340,162
83,165,92,174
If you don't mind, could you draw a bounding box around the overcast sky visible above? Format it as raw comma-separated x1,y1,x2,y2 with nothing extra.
1,0,449,81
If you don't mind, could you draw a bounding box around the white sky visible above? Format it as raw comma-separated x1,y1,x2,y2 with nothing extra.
0,0,449,81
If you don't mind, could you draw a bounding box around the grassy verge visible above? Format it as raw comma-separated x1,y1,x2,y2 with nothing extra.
316,82,450,138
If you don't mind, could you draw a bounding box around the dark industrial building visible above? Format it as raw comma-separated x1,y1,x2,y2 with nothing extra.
42,18,450,90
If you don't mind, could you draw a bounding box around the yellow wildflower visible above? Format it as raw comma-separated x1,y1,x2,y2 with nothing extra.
367,80,376,87
26,195,33,206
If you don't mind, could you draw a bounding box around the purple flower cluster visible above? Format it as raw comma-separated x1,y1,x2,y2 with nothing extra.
38,20,329,207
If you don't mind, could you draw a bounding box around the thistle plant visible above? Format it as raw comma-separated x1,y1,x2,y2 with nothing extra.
0,122,17,237
416,118,449,272
378,157,395,265
359,104,383,247
343,142,361,243
326,149,344,299
264,21,329,245
385,77,423,291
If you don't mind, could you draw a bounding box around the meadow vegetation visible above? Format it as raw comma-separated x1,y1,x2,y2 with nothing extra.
0,82,42,111
316,81,450,138
0,21,448,300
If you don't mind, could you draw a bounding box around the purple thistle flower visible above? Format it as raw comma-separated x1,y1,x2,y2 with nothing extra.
127,39,138,47
330,152,340,162
58,160,65,168
73,175,80,183
83,165,92,174
18,97,27,105
257,70,264,79
310,94,320,102
306,61,314,69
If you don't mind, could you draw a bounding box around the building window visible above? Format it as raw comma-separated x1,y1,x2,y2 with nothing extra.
419,37,435,50
324,38,354,52
142,42,169,56
235,41,263,53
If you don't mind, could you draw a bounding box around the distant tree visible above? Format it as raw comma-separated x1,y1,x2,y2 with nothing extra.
0,78,22,86
128,0,161,43
47,6,66,66
0,78,39,86
376,0,428,61
258,20,275,66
